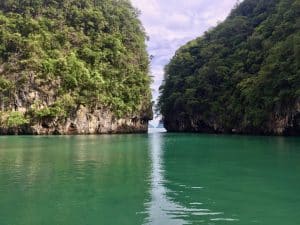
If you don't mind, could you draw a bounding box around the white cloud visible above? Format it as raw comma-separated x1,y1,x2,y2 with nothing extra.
131,0,238,102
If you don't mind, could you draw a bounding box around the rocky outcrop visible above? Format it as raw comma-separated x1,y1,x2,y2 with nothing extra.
0,108,152,135
0,78,152,135
266,100,300,135
0,106,150,135
163,100,300,136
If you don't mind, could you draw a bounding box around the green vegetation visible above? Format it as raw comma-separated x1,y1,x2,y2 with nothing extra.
0,0,151,122
0,111,29,128
158,0,300,134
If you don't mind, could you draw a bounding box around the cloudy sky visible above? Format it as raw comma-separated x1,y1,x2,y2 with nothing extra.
131,0,238,101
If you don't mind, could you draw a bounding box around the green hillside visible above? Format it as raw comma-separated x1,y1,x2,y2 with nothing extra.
158,0,300,135
0,0,152,133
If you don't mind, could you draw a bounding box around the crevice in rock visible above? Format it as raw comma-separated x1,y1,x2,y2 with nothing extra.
68,123,78,133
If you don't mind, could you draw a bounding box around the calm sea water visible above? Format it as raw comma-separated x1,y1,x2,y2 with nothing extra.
0,131,299,225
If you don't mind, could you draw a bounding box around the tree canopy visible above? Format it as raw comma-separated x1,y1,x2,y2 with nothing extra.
0,0,152,128
158,0,300,135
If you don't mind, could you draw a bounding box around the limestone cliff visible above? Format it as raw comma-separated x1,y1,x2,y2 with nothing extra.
0,73,152,135
0,0,153,134
158,0,300,136
164,99,300,135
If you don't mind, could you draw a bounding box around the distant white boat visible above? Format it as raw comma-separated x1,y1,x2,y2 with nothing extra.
148,128,167,133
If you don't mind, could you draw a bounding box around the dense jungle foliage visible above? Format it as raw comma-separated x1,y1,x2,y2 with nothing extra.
158,0,300,134
0,0,151,127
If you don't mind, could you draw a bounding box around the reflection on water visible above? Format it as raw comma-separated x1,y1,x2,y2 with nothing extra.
147,134,300,225
145,133,237,225
0,134,300,225
145,132,186,225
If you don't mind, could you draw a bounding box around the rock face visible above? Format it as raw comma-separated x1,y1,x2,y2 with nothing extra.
164,100,300,136
0,71,152,135
266,101,300,136
0,82,152,135
0,108,150,135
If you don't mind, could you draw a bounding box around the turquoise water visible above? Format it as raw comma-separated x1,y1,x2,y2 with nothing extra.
0,132,299,225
